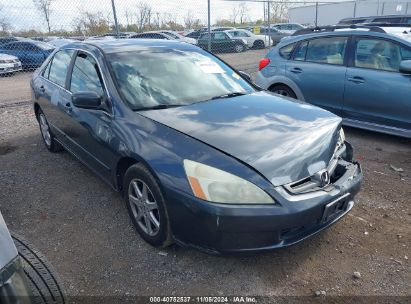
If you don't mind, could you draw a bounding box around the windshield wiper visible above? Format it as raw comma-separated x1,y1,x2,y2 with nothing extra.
210,92,247,100
133,104,183,111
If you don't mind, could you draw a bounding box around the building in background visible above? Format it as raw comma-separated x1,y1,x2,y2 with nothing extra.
288,0,411,26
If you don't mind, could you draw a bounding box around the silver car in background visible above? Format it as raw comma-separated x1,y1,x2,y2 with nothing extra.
0,54,22,75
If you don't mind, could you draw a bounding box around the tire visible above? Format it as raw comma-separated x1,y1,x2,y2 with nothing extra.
253,40,265,49
12,234,66,304
36,109,63,153
269,84,297,99
124,163,173,248
234,43,245,53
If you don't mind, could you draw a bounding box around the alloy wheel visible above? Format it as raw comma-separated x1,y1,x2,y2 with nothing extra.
235,44,244,53
128,179,160,237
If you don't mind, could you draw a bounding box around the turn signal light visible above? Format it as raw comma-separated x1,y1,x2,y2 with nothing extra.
259,58,270,71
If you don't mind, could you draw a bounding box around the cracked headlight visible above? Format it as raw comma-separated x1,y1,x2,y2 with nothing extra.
184,159,274,204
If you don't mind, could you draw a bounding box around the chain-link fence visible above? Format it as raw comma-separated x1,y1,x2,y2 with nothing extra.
0,0,283,103
0,0,410,105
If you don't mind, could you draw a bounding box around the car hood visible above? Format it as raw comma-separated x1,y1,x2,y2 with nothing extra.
0,53,18,60
0,211,18,269
140,92,342,186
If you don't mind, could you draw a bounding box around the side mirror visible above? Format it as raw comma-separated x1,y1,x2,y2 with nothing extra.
72,91,102,109
399,60,411,74
238,70,252,82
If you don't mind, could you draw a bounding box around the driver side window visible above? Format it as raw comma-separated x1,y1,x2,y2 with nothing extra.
70,53,104,97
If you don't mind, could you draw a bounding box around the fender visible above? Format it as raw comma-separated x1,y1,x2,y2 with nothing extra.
265,75,306,101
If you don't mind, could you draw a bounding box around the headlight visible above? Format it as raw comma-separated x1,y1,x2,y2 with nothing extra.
183,159,274,204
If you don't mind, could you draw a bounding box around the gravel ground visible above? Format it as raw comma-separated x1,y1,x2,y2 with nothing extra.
0,49,410,298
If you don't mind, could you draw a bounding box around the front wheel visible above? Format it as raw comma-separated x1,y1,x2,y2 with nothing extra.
124,163,173,248
37,109,63,152
234,44,245,53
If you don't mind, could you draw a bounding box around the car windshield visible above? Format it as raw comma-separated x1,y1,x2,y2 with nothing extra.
107,49,254,110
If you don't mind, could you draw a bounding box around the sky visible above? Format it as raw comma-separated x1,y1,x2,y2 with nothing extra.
1,0,270,32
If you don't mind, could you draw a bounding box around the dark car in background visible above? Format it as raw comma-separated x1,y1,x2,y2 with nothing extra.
197,31,248,52
255,25,411,138
338,14,411,25
0,40,54,70
0,210,66,303
31,39,362,254
260,27,289,45
0,37,21,46
129,32,174,40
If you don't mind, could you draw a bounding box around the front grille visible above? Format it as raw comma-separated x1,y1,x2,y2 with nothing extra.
283,143,348,195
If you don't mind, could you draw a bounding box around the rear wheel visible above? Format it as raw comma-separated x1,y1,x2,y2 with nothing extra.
269,84,297,99
12,234,66,304
234,43,245,53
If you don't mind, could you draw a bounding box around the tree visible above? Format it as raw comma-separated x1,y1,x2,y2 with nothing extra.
238,2,248,25
0,4,12,34
135,1,152,31
270,0,289,23
72,11,110,36
33,0,53,33
184,11,195,29
230,6,239,25
124,9,133,27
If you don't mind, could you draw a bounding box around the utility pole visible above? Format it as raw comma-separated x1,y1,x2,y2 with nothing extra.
267,2,271,47
315,2,318,27
208,0,211,52
111,0,120,38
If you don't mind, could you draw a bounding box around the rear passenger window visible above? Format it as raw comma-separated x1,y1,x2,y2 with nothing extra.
354,38,411,72
279,43,296,59
48,50,74,87
293,41,308,61
305,37,347,65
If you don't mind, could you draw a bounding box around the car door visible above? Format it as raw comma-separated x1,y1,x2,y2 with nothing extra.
65,51,117,182
286,36,349,116
343,36,411,130
36,49,75,146
212,32,228,52
238,30,253,47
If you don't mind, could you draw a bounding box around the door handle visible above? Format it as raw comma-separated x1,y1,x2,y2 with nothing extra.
64,102,72,114
347,76,365,84
39,85,45,93
290,67,302,74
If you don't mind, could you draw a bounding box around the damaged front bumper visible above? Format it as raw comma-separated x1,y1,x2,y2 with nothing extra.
165,146,362,254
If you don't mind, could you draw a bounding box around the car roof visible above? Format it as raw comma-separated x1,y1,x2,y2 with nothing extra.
62,39,199,54
341,14,410,20
280,28,411,46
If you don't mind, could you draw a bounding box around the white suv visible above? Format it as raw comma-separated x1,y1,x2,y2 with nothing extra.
271,23,305,35
225,29,267,49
